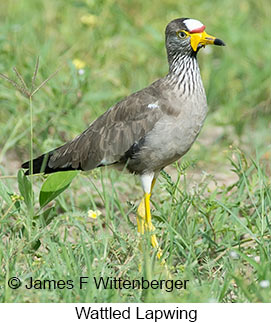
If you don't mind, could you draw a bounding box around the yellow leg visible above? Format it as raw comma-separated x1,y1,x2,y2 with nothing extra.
137,179,163,259
137,198,145,234
137,178,156,234
144,192,152,229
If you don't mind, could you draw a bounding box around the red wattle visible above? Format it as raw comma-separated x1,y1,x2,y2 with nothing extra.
189,25,206,34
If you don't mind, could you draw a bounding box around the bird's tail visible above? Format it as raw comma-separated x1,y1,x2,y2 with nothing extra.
21,150,80,175
22,151,53,175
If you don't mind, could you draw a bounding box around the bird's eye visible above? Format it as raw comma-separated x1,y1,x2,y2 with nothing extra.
177,30,188,39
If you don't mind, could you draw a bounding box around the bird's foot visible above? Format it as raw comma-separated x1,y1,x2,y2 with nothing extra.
137,196,163,261
136,197,170,277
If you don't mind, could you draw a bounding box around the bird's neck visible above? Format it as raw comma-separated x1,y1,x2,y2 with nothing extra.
168,51,197,73
166,53,203,96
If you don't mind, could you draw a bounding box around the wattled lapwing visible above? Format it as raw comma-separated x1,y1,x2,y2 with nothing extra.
22,18,225,258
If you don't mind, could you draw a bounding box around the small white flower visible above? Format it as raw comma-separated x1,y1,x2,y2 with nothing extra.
229,251,239,259
78,69,85,75
254,256,260,263
88,209,102,219
259,280,270,288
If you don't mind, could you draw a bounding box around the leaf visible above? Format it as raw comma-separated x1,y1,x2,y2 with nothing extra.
17,169,33,209
0,180,12,205
39,171,78,208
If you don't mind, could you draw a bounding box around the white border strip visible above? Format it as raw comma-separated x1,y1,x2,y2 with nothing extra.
0,303,270,323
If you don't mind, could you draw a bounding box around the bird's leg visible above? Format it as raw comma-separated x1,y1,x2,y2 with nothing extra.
137,178,163,259
137,178,156,234
137,198,145,234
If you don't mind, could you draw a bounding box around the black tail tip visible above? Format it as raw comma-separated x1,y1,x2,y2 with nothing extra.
21,161,29,169
21,153,50,175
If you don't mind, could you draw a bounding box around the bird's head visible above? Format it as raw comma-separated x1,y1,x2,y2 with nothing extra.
165,18,225,57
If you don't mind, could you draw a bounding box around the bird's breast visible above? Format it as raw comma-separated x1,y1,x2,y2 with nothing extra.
137,91,208,172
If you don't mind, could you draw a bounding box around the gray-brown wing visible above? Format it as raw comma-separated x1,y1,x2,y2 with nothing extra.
48,85,166,171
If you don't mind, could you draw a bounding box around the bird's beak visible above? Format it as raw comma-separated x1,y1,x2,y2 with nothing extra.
189,30,225,52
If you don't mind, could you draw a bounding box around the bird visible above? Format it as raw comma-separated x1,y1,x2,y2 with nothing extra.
22,18,225,259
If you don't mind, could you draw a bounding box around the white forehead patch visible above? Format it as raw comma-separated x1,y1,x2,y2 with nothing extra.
183,19,204,32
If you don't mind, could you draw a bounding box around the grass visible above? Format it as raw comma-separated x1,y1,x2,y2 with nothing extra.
0,0,271,302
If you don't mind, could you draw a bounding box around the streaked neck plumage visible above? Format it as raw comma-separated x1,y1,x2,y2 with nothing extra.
165,51,204,98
